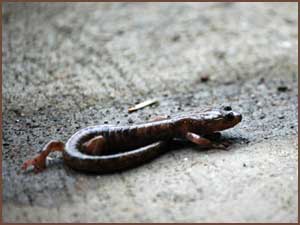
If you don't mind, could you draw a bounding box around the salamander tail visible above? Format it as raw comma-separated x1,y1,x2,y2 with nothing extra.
22,140,65,173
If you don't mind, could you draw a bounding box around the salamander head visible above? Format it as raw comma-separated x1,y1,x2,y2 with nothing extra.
200,106,242,132
186,106,242,133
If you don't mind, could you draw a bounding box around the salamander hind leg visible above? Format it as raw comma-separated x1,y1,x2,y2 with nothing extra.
82,135,106,155
185,132,227,149
21,140,65,173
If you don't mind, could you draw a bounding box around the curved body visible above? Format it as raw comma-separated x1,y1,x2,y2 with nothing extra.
63,107,242,173
63,121,177,173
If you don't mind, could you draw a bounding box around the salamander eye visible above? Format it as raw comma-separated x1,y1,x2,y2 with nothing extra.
225,112,235,121
223,106,232,111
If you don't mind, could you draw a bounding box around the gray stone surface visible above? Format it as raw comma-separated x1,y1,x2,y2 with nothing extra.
2,2,298,222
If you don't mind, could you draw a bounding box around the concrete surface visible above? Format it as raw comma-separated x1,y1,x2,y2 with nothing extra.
2,2,298,222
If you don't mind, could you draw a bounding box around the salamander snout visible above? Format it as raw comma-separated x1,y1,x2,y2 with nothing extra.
234,111,242,123
225,111,242,122
222,109,242,128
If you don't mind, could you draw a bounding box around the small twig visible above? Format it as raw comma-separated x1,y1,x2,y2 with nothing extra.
128,99,159,113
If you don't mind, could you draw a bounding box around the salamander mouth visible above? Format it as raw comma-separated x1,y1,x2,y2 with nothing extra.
237,114,242,122
234,112,242,123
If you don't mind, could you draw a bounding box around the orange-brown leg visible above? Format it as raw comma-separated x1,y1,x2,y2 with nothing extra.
21,140,65,173
82,135,106,155
186,132,227,149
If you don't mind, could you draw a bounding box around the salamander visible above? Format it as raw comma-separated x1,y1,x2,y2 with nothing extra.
21,106,242,173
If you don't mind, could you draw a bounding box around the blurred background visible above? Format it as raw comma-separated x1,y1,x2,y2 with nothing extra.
2,2,298,222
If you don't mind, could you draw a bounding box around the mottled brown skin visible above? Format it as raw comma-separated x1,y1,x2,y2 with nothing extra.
22,106,242,173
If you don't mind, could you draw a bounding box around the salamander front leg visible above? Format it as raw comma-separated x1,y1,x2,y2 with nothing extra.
22,140,65,173
185,132,227,149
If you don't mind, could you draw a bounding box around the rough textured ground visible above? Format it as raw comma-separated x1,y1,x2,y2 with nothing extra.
2,2,298,223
